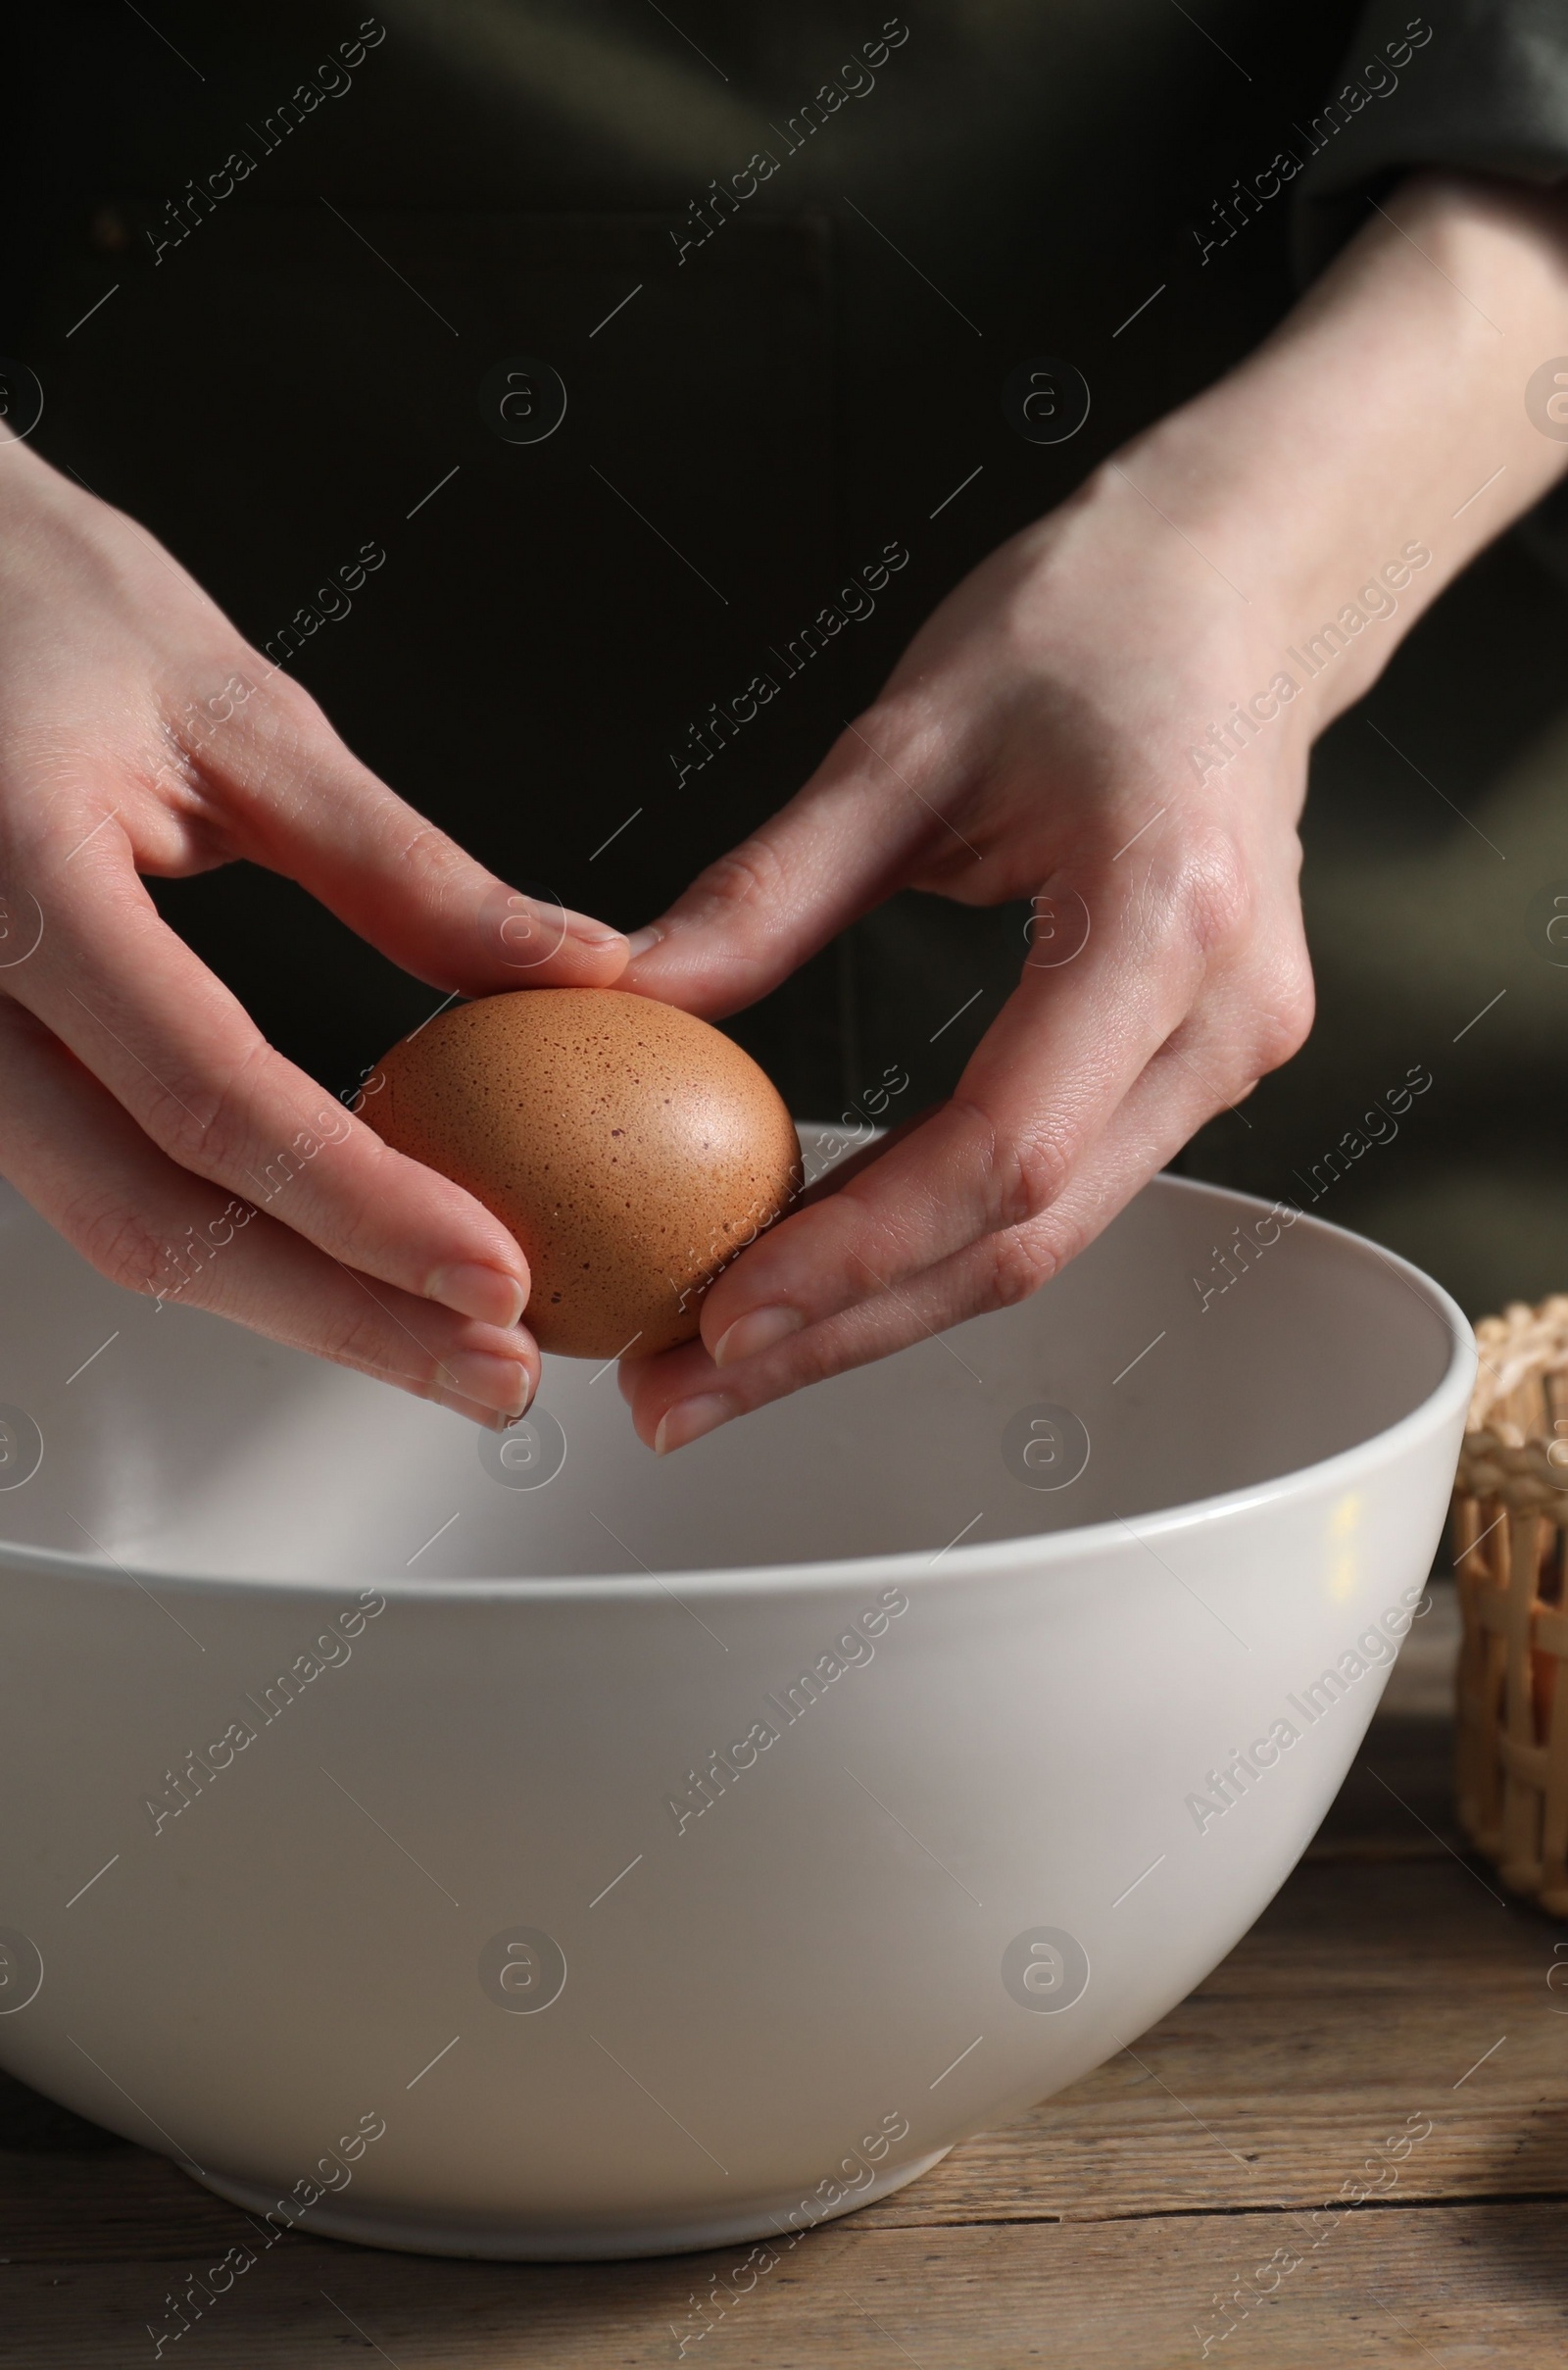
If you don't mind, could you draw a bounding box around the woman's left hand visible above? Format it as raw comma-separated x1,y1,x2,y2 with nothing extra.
617,172,1568,1452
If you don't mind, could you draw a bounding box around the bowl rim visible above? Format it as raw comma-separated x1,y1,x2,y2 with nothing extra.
0,1176,1477,1604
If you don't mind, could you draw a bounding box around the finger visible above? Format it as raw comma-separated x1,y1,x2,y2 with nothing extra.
618,713,944,1016
8,848,536,1329
0,1000,539,1422
795,1103,944,1203
693,893,1199,1367
177,667,630,994
622,1036,1227,1451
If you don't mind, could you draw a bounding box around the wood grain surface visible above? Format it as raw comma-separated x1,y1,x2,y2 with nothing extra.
8,1582,1568,2366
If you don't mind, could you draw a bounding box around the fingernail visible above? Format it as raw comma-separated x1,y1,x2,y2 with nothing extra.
429,1262,526,1328
446,1350,533,1417
431,1390,511,1431
713,1306,803,1368
654,1390,739,1456
561,905,627,949
489,889,623,959
624,925,663,959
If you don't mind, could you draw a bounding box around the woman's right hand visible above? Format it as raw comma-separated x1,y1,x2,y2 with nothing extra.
0,431,629,1423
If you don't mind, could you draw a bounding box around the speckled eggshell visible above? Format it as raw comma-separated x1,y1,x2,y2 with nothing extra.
365,988,804,1358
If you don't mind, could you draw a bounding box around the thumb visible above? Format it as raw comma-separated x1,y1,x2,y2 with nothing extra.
621,718,934,1017
202,670,630,995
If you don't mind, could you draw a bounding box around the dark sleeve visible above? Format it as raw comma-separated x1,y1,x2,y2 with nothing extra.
1293,1,1568,276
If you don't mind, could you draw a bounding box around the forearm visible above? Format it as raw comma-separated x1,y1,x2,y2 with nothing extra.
1118,170,1568,733
618,171,1568,1441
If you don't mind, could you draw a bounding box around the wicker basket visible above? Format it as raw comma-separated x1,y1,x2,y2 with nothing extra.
1453,1295,1568,1915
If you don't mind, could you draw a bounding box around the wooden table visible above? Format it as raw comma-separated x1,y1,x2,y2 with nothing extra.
8,1582,1566,2366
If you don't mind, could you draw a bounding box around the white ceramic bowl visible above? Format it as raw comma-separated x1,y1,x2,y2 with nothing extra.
0,1151,1471,2260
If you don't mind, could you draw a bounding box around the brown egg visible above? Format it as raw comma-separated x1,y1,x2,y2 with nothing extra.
365,989,803,1358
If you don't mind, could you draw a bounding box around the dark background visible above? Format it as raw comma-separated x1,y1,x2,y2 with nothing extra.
8,0,1568,1313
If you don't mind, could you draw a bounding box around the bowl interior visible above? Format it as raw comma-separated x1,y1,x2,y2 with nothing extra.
0,1148,1461,1585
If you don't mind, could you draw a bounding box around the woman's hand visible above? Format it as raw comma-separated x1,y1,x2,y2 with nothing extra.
620,172,1568,1452
621,471,1320,1452
0,436,628,1423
